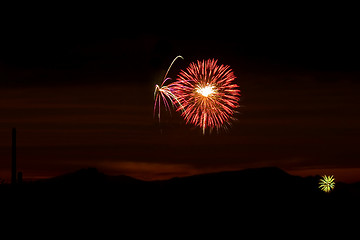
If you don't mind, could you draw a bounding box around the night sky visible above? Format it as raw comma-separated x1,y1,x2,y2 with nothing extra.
1,5,360,183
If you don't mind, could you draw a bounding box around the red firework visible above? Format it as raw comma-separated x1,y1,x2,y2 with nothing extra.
169,59,240,134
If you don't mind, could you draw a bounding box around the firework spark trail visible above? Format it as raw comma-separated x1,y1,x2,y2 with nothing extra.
153,56,184,122
169,59,240,134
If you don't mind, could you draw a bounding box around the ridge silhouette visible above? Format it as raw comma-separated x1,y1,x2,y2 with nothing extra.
4,167,360,194
4,166,358,202
2,166,359,232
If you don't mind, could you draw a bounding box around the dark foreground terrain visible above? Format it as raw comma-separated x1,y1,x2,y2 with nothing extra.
1,167,359,234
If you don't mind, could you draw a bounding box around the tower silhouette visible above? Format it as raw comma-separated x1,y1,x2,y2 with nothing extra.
11,128,16,184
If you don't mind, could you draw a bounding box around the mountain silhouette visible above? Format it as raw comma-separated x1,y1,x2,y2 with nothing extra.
7,166,360,199
5,166,355,211
2,166,359,232
36,167,142,186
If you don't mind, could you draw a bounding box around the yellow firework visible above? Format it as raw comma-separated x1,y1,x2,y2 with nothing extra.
319,175,335,193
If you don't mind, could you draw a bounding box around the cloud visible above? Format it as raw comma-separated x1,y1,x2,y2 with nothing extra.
288,168,360,184
98,161,199,180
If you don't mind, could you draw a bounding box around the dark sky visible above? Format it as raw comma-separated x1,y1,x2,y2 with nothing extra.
1,5,360,182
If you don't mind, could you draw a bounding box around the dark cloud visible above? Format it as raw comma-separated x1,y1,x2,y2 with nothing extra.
1,6,360,182
1,68,359,182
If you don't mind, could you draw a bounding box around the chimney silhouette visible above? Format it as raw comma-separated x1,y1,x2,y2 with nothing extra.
11,128,16,184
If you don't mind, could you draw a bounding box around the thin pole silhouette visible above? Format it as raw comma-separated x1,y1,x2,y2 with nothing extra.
11,128,16,184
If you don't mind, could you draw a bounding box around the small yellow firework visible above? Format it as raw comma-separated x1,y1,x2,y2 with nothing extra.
319,175,335,193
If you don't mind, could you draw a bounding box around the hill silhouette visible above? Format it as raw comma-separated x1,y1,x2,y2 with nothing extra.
4,167,359,196
36,167,143,186
4,167,359,205
2,167,359,232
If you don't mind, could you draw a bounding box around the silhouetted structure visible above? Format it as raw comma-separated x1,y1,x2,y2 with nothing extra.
11,128,16,184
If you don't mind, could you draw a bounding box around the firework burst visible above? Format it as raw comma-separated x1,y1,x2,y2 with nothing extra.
153,56,184,122
169,59,240,134
319,175,335,193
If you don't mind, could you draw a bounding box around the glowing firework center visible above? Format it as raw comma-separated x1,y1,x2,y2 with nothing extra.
196,84,217,97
